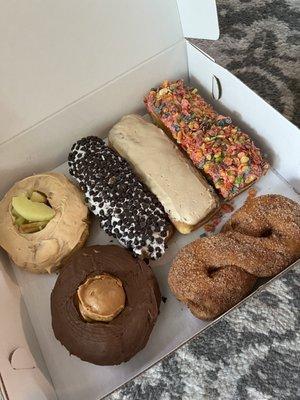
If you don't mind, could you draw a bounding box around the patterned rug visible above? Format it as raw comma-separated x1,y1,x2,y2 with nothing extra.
109,265,300,400
190,0,300,127
108,1,300,399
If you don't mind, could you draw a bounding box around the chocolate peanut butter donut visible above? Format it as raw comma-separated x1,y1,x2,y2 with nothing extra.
51,245,161,365
169,195,300,320
68,137,172,259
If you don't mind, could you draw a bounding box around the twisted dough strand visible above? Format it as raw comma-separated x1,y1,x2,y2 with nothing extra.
168,195,300,320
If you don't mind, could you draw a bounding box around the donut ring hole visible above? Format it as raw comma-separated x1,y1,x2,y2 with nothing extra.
226,220,273,239
206,265,222,278
260,228,273,238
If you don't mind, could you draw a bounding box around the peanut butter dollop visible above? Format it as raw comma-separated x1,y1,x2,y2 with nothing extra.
77,274,126,322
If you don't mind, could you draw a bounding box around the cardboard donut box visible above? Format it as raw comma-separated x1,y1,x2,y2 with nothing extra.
0,1,299,399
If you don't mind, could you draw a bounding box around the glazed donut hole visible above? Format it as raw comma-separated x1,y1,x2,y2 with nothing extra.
10,190,55,234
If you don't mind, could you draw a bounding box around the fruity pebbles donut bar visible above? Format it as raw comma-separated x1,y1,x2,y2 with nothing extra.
68,136,172,259
145,80,269,199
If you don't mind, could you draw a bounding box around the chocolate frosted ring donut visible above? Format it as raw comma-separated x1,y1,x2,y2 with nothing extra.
169,195,300,320
51,245,161,365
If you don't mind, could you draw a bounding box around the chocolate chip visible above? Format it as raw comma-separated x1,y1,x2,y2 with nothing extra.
108,176,117,186
69,136,169,259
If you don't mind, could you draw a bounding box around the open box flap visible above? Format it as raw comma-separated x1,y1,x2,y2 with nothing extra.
0,0,182,143
0,252,57,400
0,41,188,197
177,0,219,40
0,0,218,144
186,42,300,192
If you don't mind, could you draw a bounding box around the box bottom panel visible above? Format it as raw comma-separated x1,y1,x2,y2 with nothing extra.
12,160,299,400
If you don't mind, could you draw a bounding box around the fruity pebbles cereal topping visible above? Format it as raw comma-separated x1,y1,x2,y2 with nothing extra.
145,80,269,199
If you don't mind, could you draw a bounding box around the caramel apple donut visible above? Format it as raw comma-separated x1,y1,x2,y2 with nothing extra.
168,195,300,320
51,245,161,365
0,173,89,273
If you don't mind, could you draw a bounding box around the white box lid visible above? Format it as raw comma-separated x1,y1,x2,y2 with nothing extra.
177,0,219,39
0,0,218,143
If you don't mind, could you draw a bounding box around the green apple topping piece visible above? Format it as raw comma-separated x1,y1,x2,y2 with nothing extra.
11,191,55,233
11,207,21,218
12,196,55,222
14,215,27,226
19,221,48,234
30,191,47,203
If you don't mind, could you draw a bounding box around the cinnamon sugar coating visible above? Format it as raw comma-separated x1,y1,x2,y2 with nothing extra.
168,195,300,320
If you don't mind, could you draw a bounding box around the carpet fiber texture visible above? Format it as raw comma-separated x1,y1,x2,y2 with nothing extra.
190,0,300,127
108,266,300,400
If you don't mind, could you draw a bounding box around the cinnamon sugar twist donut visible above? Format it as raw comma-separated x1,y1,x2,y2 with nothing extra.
168,195,300,320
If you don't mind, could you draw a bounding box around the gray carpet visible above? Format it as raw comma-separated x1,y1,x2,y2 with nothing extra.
109,265,300,400
107,1,300,399
190,0,300,127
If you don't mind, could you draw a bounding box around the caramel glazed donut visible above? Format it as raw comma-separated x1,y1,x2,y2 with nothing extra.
168,195,300,320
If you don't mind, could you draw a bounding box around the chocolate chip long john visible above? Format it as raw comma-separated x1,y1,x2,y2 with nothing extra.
145,80,269,199
68,136,172,259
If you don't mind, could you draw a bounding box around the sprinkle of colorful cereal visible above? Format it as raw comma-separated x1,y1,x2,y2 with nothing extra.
145,80,269,199
203,200,235,234
248,188,258,199
220,204,233,213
